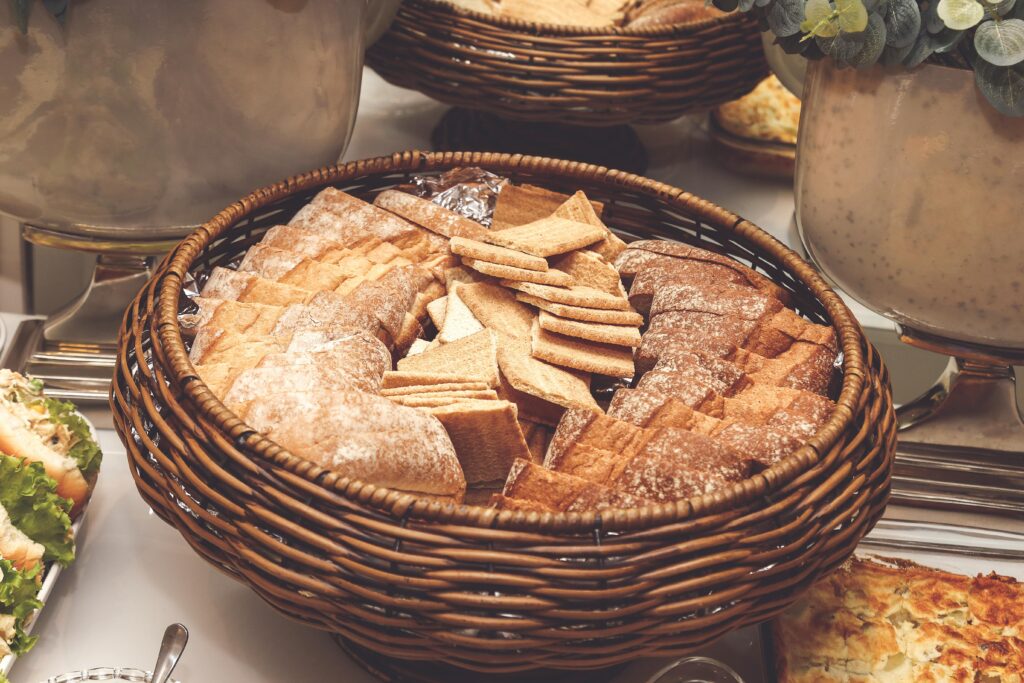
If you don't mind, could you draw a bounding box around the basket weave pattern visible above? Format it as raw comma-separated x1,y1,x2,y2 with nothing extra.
111,151,896,674
366,0,770,126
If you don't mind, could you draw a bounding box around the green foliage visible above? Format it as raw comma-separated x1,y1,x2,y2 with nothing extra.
974,17,1024,64
726,0,1024,113
0,558,42,655
43,397,102,481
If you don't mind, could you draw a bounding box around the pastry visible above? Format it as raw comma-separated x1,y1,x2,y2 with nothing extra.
773,556,1024,681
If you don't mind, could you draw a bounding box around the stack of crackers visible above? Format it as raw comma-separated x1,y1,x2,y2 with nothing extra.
183,170,839,514
451,189,641,380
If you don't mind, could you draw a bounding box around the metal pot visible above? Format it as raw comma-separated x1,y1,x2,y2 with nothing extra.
778,55,1024,516
0,0,400,238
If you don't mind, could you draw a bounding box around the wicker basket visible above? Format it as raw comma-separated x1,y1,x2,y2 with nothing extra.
111,151,896,679
366,0,770,126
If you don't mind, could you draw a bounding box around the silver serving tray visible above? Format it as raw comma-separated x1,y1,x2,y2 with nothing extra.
0,413,97,680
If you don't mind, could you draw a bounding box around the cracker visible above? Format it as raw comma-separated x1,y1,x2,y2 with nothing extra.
496,336,598,409
438,283,484,344
530,320,635,378
444,265,482,288
552,191,627,260
464,258,573,287
381,382,491,396
391,390,499,405
373,189,488,240
498,0,609,27
426,296,447,330
498,378,568,427
549,249,624,296
382,371,487,389
396,329,500,387
450,236,548,272
458,282,536,340
389,396,471,408
537,310,641,347
406,338,431,356
428,400,531,484
482,216,605,257
515,292,644,326
502,280,632,310
492,184,604,231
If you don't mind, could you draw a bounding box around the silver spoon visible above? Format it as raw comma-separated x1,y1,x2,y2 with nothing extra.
150,623,188,683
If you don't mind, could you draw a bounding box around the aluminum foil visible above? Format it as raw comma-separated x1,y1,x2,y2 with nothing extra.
411,166,507,227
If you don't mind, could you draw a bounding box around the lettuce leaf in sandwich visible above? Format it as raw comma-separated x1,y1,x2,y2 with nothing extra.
0,455,74,567
0,557,42,656
43,396,102,482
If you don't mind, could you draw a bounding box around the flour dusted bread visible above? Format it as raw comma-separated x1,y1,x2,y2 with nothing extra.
242,392,466,501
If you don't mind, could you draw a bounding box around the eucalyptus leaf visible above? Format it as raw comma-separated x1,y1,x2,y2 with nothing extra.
775,29,815,51
852,11,890,62
41,0,69,24
937,0,984,29
884,0,922,45
755,0,772,9
768,0,808,34
903,30,940,63
924,0,947,31
986,0,1017,14
816,20,869,58
738,0,757,11
975,59,1024,114
933,25,967,49
837,0,871,30
802,0,841,36
882,36,920,61
11,0,31,33
974,17,1024,64
864,0,888,12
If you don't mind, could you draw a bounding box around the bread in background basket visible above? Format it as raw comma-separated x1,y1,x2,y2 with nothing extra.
183,169,839,511
366,0,768,126
448,0,724,27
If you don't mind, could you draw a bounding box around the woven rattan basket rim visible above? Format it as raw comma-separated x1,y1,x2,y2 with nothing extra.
153,150,866,533
416,0,745,36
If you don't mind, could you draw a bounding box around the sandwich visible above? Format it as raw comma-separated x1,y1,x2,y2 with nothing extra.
0,453,73,664
0,557,42,660
0,454,74,569
0,370,102,513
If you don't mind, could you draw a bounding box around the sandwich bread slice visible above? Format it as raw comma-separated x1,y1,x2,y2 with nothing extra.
0,371,102,513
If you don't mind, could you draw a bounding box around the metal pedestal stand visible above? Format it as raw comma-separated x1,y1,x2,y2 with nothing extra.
892,325,1024,517
0,224,182,423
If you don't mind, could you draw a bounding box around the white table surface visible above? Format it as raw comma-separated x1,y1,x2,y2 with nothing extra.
0,69,962,683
